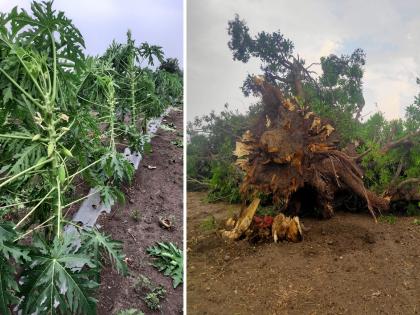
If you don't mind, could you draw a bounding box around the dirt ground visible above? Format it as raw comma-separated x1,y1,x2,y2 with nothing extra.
187,192,420,315
96,109,184,315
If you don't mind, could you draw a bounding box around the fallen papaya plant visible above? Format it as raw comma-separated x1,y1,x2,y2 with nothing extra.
0,1,182,313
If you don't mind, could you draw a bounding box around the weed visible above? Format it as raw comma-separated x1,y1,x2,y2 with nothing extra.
161,123,176,132
147,242,183,288
131,209,140,221
379,215,397,224
135,275,154,292
256,205,277,217
133,275,166,311
144,286,166,311
200,215,217,231
413,218,420,225
171,138,183,148
407,203,420,216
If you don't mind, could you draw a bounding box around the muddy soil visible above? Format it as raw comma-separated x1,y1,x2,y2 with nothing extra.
187,192,420,315
96,109,184,315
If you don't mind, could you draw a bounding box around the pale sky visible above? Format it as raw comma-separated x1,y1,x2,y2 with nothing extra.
0,0,183,66
187,0,420,122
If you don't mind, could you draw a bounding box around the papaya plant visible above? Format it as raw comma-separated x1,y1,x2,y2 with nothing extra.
77,57,135,205
0,2,127,314
101,31,168,150
0,1,182,313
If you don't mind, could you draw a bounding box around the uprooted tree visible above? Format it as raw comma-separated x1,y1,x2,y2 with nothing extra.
188,15,420,242
226,78,388,238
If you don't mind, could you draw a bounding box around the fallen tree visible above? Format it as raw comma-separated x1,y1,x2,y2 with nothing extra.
223,77,390,241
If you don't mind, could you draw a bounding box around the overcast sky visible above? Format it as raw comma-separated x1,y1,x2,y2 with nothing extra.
0,0,183,66
187,0,420,122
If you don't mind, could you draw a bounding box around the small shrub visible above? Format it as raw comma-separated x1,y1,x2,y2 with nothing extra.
134,275,154,292
171,138,183,148
379,215,397,224
406,203,420,216
200,215,217,231
131,209,140,221
147,242,183,288
144,286,166,311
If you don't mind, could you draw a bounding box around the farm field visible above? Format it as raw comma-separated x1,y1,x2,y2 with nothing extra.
187,192,420,315
0,2,183,314
97,109,183,314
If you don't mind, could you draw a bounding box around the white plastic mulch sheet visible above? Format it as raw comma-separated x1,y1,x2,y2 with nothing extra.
65,107,174,233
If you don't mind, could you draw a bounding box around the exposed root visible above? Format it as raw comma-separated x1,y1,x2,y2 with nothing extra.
234,78,388,220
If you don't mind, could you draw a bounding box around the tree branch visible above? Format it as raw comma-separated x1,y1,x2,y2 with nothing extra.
380,130,420,153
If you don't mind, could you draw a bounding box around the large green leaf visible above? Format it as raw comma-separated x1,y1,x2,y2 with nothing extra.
20,233,98,315
147,242,183,288
81,228,128,275
5,1,85,70
0,222,30,315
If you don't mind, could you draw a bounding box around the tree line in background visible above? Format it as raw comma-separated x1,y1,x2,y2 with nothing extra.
187,14,420,214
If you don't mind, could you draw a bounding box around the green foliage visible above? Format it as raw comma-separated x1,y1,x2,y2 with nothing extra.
0,1,179,313
0,222,30,314
207,161,241,203
227,15,366,146
406,203,420,216
144,286,166,311
187,134,211,180
81,228,128,275
135,274,154,292
147,242,183,288
171,138,183,148
20,233,98,315
131,208,140,221
133,275,166,311
159,57,182,77
379,215,397,225
155,70,183,107
199,215,217,231
358,108,420,197
187,104,258,200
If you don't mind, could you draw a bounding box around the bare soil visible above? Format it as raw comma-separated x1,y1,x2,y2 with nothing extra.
96,109,184,315
187,192,420,315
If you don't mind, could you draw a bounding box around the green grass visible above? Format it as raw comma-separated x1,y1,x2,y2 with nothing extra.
379,214,397,224
200,215,217,231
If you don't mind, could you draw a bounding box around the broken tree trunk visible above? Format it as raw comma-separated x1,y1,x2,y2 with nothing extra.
233,77,389,226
